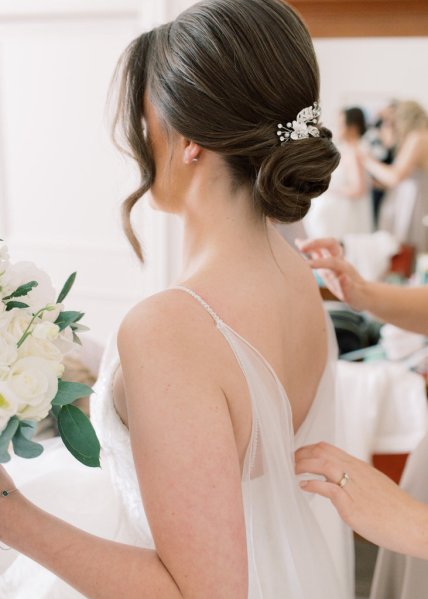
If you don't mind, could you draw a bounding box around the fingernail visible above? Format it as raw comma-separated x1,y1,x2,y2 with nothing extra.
299,481,309,488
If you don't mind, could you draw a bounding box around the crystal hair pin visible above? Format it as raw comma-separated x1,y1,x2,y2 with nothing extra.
277,101,321,144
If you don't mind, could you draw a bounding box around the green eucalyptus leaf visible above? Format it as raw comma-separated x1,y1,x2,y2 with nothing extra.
12,425,44,459
56,272,77,304
18,420,38,439
52,380,93,406
3,280,38,300
0,417,19,463
57,405,100,468
5,300,30,311
72,331,82,345
54,311,85,332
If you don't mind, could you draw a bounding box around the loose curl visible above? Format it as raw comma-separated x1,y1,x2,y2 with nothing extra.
112,0,340,260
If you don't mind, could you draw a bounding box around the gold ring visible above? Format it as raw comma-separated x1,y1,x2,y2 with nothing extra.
338,472,350,488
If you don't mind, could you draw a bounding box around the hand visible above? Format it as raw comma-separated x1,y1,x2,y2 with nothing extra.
295,442,426,558
295,237,369,311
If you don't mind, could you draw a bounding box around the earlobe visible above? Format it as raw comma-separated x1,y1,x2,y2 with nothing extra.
183,141,201,165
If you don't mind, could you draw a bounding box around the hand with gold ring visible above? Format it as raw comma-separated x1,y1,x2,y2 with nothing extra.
295,442,428,559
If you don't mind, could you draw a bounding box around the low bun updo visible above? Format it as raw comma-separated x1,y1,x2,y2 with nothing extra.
255,126,340,222
114,0,341,259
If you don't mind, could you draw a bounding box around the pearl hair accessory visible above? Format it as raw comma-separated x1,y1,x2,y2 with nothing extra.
277,101,321,144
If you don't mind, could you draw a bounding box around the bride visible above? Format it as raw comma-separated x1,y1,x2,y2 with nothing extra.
0,1,353,597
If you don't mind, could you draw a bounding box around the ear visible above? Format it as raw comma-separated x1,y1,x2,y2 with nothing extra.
183,140,202,164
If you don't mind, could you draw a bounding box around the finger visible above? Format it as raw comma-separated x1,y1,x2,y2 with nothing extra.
296,238,343,257
299,479,344,503
295,457,343,484
307,256,346,273
295,442,351,463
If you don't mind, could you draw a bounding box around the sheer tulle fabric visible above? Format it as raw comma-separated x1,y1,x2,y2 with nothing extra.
0,287,352,598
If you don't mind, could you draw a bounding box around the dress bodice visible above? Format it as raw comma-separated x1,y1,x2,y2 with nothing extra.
90,286,352,598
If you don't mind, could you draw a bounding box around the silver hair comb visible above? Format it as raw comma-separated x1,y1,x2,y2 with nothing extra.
277,101,321,144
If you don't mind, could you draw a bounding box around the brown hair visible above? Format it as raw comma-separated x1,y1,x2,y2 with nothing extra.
113,0,340,260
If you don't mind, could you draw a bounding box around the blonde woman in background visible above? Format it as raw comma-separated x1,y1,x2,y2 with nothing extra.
365,100,428,252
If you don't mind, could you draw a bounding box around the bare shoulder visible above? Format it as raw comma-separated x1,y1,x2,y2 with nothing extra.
117,288,220,383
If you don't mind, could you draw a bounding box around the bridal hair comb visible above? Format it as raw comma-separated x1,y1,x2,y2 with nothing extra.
277,101,321,144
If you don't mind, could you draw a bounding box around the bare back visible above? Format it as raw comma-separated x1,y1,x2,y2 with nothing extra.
114,223,327,471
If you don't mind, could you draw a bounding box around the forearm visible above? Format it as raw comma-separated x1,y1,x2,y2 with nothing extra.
364,156,398,188
411,500,428,560
364,283,428,334
2,493,183,599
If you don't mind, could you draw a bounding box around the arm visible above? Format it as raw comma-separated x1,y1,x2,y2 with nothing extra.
0,294,248,599
364,131,421,188
295,442,428,559
335,145,367,199
296,237,428,335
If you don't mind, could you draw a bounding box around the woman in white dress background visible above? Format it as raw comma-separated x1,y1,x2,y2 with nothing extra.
305,107,373,239
0,1,352,597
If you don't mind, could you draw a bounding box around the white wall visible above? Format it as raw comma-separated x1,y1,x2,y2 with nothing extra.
0,0,187,346
315,37,428,133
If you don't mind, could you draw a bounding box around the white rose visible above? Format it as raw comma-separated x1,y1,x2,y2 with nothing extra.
9,357,58,422
18,335,62,363
0,242,10,273
0,338,17,367
0,308,33,345
2,262,55,313
0,380,19,434
33,321,60,341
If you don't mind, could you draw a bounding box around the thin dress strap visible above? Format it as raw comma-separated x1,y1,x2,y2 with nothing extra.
171,286,223,326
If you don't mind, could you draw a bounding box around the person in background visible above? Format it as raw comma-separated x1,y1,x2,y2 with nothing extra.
364,102,397,227
295,236,428,598
304,106,373,240
364,100,428,252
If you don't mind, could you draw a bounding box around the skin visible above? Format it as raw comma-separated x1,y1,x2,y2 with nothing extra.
295,236,428,558
0,96,329,598
334,112,367,200
296,237,428,334
363,129,428,188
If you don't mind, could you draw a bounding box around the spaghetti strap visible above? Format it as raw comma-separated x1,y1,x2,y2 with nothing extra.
171,286,223,326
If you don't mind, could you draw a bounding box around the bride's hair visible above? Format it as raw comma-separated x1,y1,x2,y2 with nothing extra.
113,0,340,260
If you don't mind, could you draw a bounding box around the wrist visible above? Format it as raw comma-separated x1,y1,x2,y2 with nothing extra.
358,280,378,313
0,489,29,546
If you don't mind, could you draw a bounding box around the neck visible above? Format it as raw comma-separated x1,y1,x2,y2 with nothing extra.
177,176,271,283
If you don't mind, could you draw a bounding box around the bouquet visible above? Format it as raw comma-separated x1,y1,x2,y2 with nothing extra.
0,241,100,467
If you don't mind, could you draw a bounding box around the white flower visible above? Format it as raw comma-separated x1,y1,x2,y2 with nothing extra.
2,261,55,313
0,241,10,274
0,380,19,434
0,338,17,367
0,308,33,345
41,303,63,323
9,357,58,422
17,335,62,363
33,321,60,341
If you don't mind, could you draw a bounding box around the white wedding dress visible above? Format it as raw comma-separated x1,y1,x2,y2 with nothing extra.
0,286,353,598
